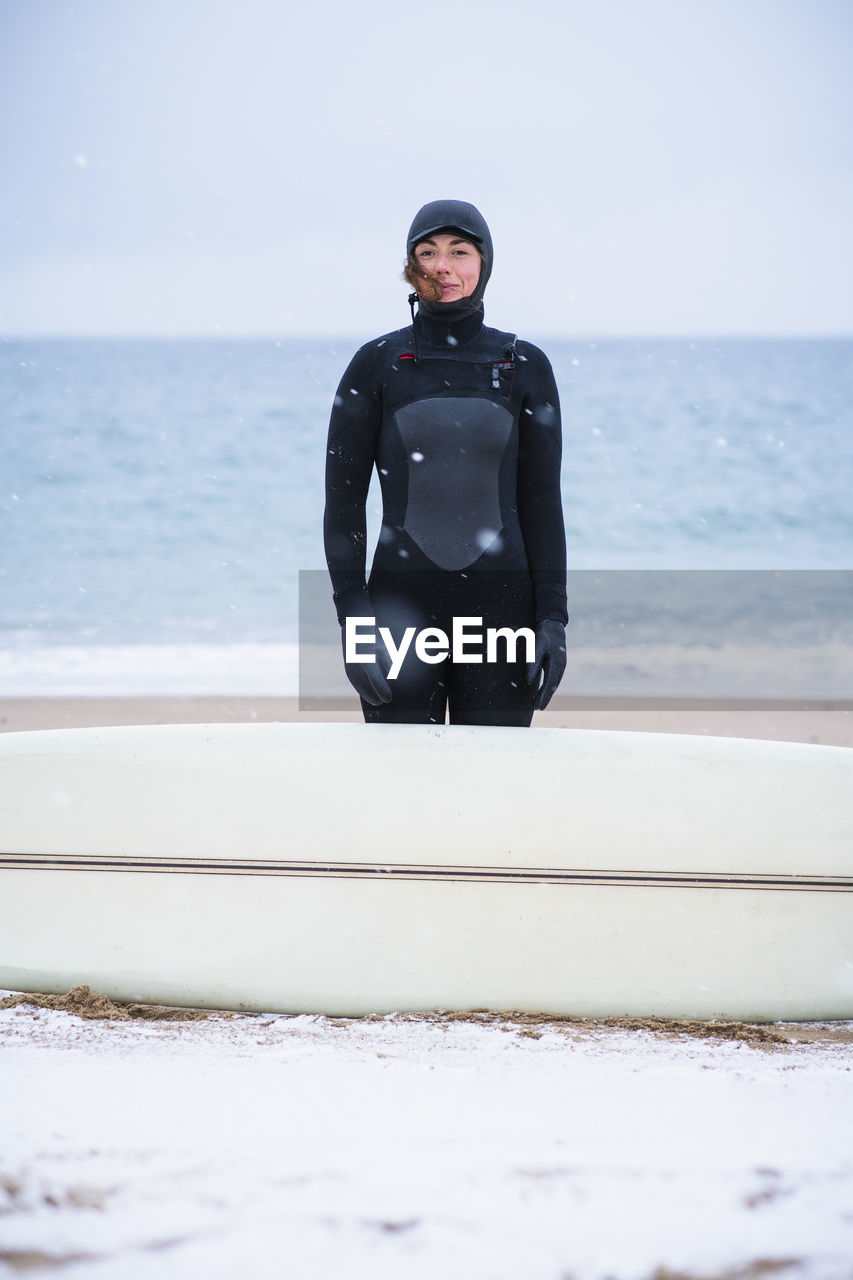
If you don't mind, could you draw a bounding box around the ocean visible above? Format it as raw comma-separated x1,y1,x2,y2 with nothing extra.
2,336,852,697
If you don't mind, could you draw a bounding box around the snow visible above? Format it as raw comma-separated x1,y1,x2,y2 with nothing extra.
2,1001,853,1279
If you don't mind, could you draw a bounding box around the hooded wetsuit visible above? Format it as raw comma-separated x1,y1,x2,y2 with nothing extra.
323,201,567,724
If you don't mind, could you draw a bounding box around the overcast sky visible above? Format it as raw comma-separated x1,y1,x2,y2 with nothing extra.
2,0,851,338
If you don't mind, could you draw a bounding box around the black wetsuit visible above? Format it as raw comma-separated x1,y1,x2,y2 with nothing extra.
323,304,567,725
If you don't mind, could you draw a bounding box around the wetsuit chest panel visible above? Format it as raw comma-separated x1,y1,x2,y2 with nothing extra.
393,396,513,571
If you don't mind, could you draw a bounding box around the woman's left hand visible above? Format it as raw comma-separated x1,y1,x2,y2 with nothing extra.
526,619,567,711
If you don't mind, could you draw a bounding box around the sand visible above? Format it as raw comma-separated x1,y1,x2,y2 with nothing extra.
1,695,851,745
4,985,853,1048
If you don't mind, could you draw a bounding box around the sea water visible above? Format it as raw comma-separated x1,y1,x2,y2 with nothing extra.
2,336,852,696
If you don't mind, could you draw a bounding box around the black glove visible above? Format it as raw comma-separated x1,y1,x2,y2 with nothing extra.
526,619,567,711
341,624,393,707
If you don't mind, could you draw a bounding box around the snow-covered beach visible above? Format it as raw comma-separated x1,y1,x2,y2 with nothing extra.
2,991,852,1280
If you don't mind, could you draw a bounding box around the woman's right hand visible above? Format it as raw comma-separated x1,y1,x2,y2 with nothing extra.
340,625,393,706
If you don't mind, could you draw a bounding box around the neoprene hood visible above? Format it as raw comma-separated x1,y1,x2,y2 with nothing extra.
406,198,493,316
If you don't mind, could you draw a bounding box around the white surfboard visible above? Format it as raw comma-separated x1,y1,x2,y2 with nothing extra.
1,723,851,1021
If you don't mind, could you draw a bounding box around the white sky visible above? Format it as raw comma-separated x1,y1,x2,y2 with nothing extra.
1,0,852,338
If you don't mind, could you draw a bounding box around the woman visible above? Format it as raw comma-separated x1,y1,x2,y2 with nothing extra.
323,198,567,725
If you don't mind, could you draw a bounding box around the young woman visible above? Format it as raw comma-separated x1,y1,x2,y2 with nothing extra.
323,198,567,725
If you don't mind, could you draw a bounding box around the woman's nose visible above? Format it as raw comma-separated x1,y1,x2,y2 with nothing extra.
434,255,451,274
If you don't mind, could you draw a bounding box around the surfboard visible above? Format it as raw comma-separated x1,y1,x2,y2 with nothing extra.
1,723,851,1021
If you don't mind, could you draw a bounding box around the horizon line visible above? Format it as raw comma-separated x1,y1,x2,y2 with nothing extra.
3,331,852,344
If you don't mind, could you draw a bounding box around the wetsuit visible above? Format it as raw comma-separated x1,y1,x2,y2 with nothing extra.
324,199,567,725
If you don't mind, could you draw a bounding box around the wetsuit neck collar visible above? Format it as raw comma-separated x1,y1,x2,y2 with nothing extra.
413,300,485,349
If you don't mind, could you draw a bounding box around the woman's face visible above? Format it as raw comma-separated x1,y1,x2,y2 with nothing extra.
412,234,482,302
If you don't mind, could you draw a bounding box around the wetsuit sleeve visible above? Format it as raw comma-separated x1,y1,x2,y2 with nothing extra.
516,344,568,626
323,344,383,624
